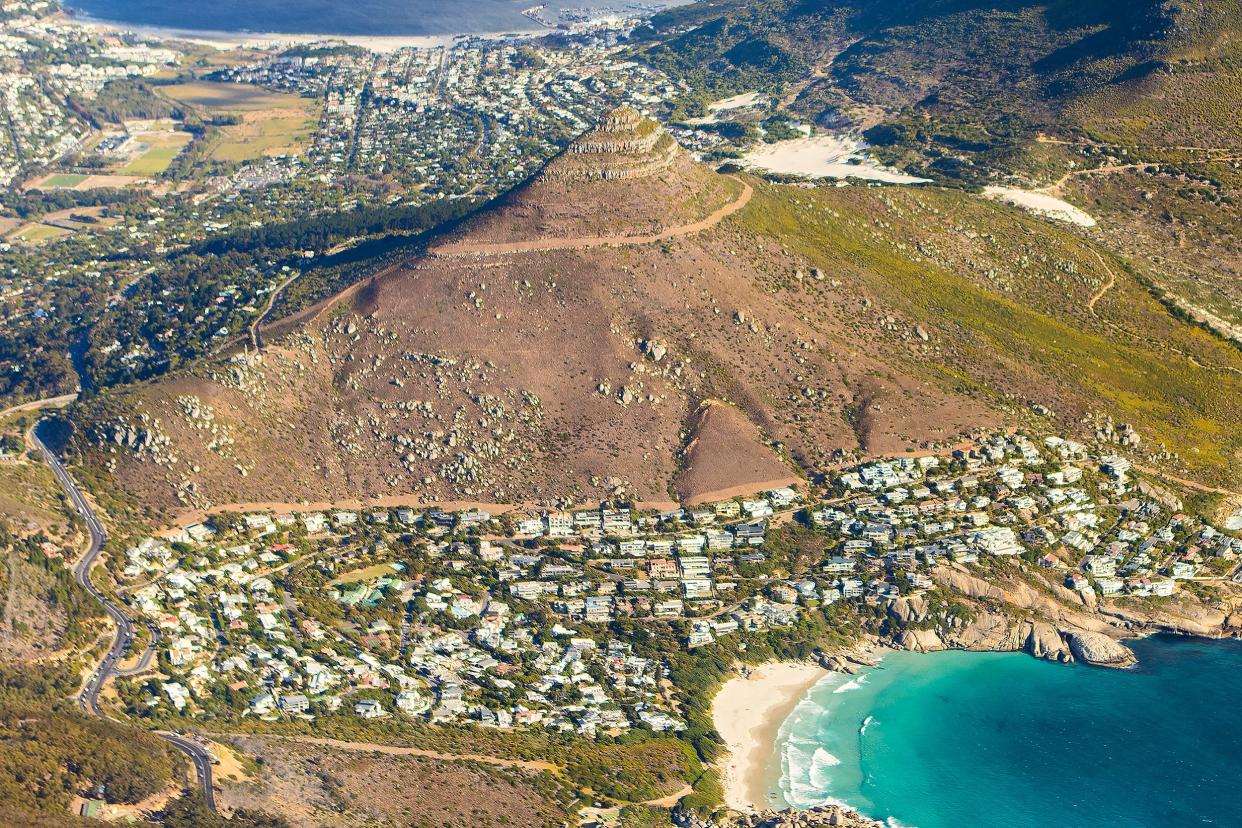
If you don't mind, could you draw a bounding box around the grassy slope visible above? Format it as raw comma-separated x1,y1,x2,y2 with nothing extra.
732,181,1242,485
638,0,1241,480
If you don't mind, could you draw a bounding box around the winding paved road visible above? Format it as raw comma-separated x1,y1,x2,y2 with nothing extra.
30,421,217,812
0,392,77,421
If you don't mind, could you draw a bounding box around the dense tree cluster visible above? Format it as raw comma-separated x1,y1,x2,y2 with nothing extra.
0,194,479,404
0,665,175,812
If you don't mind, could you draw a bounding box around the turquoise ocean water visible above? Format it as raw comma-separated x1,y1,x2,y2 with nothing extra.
773,636,1242,827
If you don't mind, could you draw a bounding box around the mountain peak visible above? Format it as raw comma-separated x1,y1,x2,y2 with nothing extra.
540,106,683,182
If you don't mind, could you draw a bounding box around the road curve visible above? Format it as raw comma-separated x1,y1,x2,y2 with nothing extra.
250,271,300,351
160,732,218,810
30,420,217,812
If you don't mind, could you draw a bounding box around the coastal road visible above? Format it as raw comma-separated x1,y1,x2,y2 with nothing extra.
30,420,217,811
160,732,218,811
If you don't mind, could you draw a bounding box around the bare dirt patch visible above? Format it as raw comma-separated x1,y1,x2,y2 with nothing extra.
676,400,801,505
218,734,574,828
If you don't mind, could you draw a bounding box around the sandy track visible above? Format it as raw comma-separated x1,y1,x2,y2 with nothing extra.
1044,156,1242,196
249,734,558,771
1034,135,1240,153
1132,463,1241,498
1085,249,1242,376
168,497,521,528
431,177,753,257
1086,250,1117,314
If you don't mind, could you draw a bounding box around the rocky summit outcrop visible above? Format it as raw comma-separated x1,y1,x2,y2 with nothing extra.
540,106,682,182
1065,630,1138,667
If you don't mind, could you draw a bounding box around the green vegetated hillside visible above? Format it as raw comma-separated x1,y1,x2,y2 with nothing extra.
732,180,1242,486
0,430,219,825
0,662,176,824
639,0,1242,181
0,524,292,825
0,520,179,825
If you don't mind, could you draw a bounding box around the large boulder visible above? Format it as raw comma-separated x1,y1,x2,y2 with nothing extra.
887,595,929,624
1025,622,1073,662
1065,630,1136,667
896,628,945,653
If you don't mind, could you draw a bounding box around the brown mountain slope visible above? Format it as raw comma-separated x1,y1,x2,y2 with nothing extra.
75,111,1242,517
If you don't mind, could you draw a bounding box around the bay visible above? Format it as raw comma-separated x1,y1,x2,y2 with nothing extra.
774,635,1242,827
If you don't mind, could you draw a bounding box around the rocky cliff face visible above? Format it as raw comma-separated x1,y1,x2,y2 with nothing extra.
1064,630,1138,667
540,106,683,182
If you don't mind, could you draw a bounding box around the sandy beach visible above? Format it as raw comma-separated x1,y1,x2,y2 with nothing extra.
72,16,541,52
713,662,830,812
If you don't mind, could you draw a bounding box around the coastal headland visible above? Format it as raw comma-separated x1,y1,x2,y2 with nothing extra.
708,545,1242,819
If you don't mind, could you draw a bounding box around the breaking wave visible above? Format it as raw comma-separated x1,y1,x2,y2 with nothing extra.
833,673,868,694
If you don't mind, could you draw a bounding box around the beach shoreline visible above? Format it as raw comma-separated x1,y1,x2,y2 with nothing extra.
65,10,545,52
712,661,831,813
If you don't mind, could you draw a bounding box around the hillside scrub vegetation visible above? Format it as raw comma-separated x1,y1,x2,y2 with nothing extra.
638,0,1242,184
0,664,176,814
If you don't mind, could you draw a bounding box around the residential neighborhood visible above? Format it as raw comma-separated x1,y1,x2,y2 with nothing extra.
113,429,1242,733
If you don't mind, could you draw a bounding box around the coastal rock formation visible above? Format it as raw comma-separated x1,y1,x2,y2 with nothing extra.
1065,630,1137,667
884,565,1153,666
1025,621,1073,662
950,608,1028,651
932,565,1108,628
890,613,1085,664
1102,595,1236,637
682,804,883,828
738,805,883,827
895,627,944,653
886,595,928,624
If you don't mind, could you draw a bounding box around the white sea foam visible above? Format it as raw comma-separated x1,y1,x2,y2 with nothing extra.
774,671,870,811
779,730,846,807
833,673,868,694
808,748,842,788
780,723,838,808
